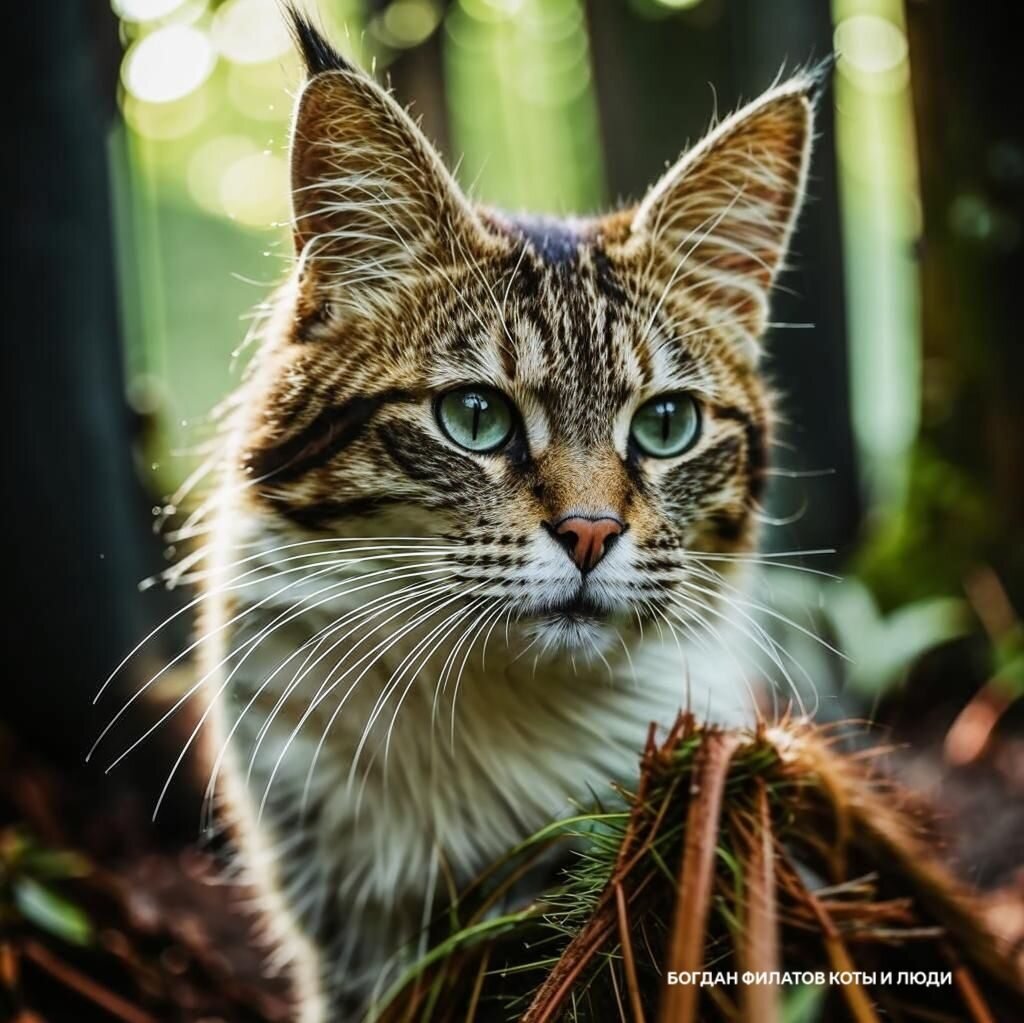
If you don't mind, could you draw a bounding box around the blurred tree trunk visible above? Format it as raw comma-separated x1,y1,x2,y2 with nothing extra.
901,1,1024,604
382,3,453,161
1,3,179,791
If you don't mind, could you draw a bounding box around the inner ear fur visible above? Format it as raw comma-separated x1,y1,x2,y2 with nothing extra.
289,66,490,303
619,76,816,343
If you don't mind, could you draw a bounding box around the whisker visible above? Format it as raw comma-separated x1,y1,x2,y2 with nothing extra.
91,556,367,761
201,575,453,832
179,573,456,825
663,597,763,718
243,574,458,776
689,553,841,581
670,579,817,718
319,589,480,786
98,559,453,778
681,568,844,659
97,539,455,703
377,595,500,784
345,588,492,795
261,585,481,822
252,581,465,802
443,596,509,747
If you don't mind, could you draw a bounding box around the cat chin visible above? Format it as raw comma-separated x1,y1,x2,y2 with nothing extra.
524,612,617,655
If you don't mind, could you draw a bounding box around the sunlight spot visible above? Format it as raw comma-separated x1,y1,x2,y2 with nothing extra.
460,0,528,23
112,0,188,22
380,0,442,48
122,89,207,139
213,0,292,65
122,24,215,104
187,135,258,215
220,151,290,228
834,14,908,74
227,59,298,122
651,0,704,9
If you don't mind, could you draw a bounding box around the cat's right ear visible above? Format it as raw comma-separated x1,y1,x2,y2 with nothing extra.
286,9,484,307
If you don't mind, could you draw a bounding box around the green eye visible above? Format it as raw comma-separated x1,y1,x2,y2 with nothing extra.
436,385,516,453
630,393,701,458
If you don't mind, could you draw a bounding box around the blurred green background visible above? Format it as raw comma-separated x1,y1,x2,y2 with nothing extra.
5,0,1023,812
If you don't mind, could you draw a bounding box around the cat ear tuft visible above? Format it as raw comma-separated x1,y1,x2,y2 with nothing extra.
287,23,486,313
627,74,816,344
283,3,353,78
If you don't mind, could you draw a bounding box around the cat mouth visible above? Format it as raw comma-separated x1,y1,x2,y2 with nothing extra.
538,594,606,623
525,594,617,653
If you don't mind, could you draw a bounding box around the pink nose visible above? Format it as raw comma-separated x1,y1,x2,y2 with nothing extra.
552,516,624,572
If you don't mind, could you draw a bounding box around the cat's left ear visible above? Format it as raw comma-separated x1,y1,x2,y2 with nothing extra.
623,75,816,348
284,8,488,309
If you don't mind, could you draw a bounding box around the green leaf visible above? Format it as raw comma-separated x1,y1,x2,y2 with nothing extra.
826,580,969,697
13,876,92,946
782,983,826,1023
22,848,91,880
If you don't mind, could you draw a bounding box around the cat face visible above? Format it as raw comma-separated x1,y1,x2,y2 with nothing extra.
235,17,813,653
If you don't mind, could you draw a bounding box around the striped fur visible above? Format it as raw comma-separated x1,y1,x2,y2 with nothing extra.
201,10,815,1019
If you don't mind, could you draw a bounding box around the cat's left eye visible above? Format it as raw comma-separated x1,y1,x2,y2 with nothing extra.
436,385,516,453
630,392,701,458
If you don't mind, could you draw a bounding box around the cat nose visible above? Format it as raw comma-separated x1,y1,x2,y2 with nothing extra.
548,515,624,573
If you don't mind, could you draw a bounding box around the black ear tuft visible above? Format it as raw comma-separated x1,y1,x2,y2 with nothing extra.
283,3,352,78
803,53,836,109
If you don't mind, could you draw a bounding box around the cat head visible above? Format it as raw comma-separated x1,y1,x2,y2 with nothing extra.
234,9,816,653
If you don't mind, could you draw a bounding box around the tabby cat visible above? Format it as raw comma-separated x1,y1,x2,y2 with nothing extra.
200,8,816,1019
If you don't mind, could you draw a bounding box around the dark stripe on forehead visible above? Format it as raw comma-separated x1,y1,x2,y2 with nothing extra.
243,389,414,483
590,246,627,303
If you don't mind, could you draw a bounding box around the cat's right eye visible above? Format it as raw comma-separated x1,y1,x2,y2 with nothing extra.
435,385,516,453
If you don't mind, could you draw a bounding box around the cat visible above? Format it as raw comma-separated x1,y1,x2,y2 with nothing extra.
198,7,816,1019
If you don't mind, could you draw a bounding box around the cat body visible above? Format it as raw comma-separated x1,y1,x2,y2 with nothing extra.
199,9,816,1018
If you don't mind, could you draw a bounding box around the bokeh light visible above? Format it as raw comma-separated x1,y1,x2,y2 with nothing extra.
122,24,215,104
227,59,297,121
213,0,292,65
121,89,208,139
378,0,442,48
112,0,188,22
835,14,908,74
219,150,290,228
832,1,920,507
460,0,528,22
446,0,603,212
187,135,258,215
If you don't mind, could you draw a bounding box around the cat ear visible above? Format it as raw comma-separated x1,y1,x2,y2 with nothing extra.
286,10,483,304
626,75,816,346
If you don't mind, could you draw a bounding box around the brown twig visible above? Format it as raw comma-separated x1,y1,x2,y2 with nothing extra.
941,943,997,1023
802,892,882,1023
615,880,646,1023
738,783,779,1023
464,945,491,1023
22,940,158,1023
659,731,741,1023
